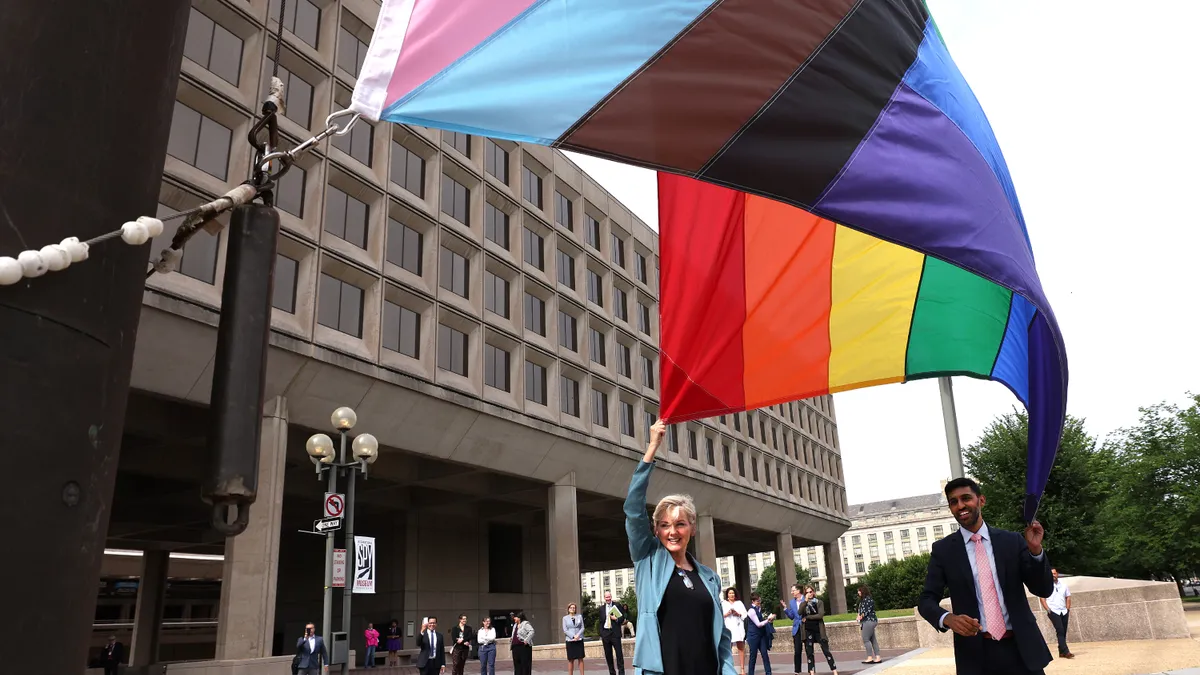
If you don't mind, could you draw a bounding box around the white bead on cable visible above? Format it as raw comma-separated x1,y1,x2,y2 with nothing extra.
40,244,71,272
0,257,21,286
60,237,89,262
121,220,150,246
137,216,165,238
18,250,47,278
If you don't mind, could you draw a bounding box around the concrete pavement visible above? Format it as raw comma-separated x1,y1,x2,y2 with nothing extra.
872,639,1200,675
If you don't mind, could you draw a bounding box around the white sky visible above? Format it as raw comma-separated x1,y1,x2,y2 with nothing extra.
566,0,1200,504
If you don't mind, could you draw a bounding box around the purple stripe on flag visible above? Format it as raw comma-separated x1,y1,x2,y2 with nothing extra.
1025,311,1066,520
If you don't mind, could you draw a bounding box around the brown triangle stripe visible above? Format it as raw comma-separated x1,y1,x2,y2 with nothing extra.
558,0,857,174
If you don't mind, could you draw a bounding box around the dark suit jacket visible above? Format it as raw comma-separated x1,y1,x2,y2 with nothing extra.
295,635,328,669
918,525,1054,674
414,630,446,670
598,602,627,637
102,641,124,665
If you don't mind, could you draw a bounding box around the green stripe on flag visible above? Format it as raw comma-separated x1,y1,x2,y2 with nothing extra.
905,257,1011,378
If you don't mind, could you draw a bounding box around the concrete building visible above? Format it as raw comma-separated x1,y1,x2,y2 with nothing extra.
583,488,958,600
100,0,852,668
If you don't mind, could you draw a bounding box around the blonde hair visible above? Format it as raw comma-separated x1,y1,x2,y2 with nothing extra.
653,494,697,525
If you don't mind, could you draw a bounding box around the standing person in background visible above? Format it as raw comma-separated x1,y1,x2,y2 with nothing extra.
476,616,498,675
564,602,587,675
599,591,627,675
744,593,776,675
363,622,380,668
385,620,403,667
722,587,748,675
100,635,123,675
625,419,736,675
918,478,1053,675
856,586,881,664
1040,569,1074,659
450,614,474,675
415,616,445,675
510,613,535,675
798,586,838,675
295,623,329,675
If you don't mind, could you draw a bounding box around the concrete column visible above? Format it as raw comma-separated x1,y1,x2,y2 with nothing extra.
695,514,717,571
824,541,848,614
734,553,752,601
547,473,581,644
130,550,169,666
216,396,289,659
775,532,797,601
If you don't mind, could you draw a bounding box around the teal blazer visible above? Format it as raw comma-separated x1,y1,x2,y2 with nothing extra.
625,460,736,675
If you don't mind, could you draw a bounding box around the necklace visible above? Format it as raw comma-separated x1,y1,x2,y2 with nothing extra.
674,566,695,590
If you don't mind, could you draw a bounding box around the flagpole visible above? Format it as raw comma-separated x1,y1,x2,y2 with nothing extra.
939,376,965,479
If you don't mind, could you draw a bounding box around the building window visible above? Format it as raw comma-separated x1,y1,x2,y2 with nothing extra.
748,414,755,439
737,450,746,477
523,228,544,270
592,389,608,427
382,301,420,358
317,273,364,338
638,303,652,335
484,344,510,392
933,525,945,540
525,361,547,404
485,140,508,184
272,254,298,312
788,470,794,494
441,175,470,225
617,343,631,378
611,233,625,267
723,444,731,472
635,252,648,284
585,215,601,250
619,401,635,437
439,247,469,298
324,187,369,249
613,287,627,321
522,166,542,208
752,457,759,482
484,271,509,318
557,250,575,289
445,131,471,157
668,426,679,453
555,192,573,230
167,102,231,180
587,270,603,307
561,375,580,416
437,324,468,376
524,293,545,335
275,164,306,217
386,218,422,275
337,26,368,77
777,466,783,489
706,438,715,466
589,328,605,366
270,0,320,48
641,355,655,389
264,58,313,127
688,431,697,460
332,115,373,165
152,203,219,284
184,8,242,85
559,312,577,351
643,411,655,441
391,143,425,197
485,203,509,249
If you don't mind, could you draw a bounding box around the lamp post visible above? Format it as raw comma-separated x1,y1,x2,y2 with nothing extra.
306,407,379,674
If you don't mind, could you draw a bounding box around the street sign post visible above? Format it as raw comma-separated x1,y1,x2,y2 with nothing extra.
324,492,345,519
315,517,343,533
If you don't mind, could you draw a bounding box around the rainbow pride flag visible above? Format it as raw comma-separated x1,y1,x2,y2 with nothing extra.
350,0,1067,518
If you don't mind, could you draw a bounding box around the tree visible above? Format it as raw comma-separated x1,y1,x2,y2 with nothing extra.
1098,396,1200,592
853,553,937,610
580,592,601,638
964,411,1113,574
754,561,809,612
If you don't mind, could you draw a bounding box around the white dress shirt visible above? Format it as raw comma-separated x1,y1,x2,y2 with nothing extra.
308,636,316,653
939,522,1045,632
1046,581,1070,615
476,627,497,646
427,630,437,654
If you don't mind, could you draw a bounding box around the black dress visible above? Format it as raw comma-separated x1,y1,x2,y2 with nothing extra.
657,567,719,675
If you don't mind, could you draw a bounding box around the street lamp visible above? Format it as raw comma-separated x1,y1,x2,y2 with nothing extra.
306,408,379,675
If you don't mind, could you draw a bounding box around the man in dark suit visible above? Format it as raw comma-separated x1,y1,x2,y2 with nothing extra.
599,591,627,675
100,635,123,675
919,478,1055,675
295,623,328,675
415,615,446,675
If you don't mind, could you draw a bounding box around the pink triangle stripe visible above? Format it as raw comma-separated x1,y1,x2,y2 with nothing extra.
385,0,538,110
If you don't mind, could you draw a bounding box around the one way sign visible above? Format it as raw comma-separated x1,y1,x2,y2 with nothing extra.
314,517,342,533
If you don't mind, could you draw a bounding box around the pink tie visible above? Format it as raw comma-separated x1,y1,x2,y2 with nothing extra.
971,533,1006,640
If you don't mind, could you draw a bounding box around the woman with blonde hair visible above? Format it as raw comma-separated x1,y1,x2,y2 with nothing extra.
625,419,736,675
563,602,586,675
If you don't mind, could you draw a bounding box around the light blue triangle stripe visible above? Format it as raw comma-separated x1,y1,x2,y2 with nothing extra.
381,0,719,145
989,293,1036,404
903,20,1032,252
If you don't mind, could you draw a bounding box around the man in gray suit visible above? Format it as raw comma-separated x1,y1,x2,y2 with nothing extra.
296,622,328,675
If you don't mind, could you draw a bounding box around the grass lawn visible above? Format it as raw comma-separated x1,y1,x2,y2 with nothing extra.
773,608,913,627
1183,596,1200,603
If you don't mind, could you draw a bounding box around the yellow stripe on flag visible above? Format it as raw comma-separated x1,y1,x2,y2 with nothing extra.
828,225,924,392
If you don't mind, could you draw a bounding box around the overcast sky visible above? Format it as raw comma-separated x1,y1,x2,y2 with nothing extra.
566,0,1200,504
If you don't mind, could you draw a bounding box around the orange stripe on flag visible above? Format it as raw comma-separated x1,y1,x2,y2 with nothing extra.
742,195,836,405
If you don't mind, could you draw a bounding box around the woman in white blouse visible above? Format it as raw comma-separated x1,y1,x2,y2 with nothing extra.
475,617,497,675
563,602,586,675
722,587,749,675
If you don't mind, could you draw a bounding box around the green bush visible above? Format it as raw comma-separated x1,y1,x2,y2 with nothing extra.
852,553,942,611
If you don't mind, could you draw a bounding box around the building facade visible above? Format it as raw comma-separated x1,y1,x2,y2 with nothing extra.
101,0,852,668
